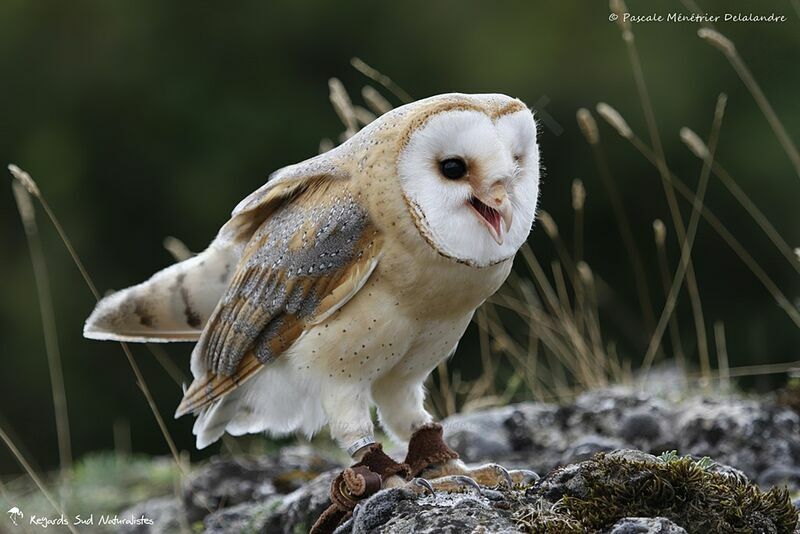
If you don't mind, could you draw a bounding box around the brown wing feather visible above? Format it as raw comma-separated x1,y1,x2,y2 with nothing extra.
175,182,382,417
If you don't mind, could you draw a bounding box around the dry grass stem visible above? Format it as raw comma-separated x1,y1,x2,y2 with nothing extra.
576,108,599,144
8,165,100,297
8,164,186,477
611,13,710,380
680,129,800,274
163,236,193,262
596,103,632,139
680,0,717,28
361,86,393,115
571,179,585,262
328,78,358,139
113,418,132,457
580,108,657,338
609,0,632,39
641,94,728,381
516,246,604,387
713,321,730,389
690,360,800,379
476,308,497,397
350,57,412,103
11,181,72,475
697,28,736,55
0,423,79,534
652,219,687,369
679,127,709,159
147,344,189,387
353,106,376,127
577,262,606,380
698,28,800,178
319,138,334,154
599,111,800,328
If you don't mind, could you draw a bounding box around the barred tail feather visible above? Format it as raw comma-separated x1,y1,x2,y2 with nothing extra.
83,240,238,343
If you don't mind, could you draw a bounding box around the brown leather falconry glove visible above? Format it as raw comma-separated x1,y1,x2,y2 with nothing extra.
311,443,410,534
404,422,460,477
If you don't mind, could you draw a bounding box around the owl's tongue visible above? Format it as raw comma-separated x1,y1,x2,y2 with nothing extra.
469,196,504,243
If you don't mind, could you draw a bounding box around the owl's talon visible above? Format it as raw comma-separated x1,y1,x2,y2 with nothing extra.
404,474,482,495
500,466,513,488
508,469,539,488
419,461,539,491
412,477,434,495
481,464,513,488
452,475,482,494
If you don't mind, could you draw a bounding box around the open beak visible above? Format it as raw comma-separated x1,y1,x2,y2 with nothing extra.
468,182,513,245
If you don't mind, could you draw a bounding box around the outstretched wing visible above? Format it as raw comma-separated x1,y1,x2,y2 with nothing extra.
175,180,382,417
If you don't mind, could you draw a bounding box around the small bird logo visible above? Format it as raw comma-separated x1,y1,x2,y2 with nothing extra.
7,507,23,526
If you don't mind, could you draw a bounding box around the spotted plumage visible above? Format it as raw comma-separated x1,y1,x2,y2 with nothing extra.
84,93,541,452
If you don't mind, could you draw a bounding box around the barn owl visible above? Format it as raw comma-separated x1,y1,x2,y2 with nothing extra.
84,93,540,527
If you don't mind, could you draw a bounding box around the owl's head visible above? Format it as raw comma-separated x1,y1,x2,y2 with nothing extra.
394,93,540,267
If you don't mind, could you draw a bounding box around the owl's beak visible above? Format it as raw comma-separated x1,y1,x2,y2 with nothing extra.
469,182,513,245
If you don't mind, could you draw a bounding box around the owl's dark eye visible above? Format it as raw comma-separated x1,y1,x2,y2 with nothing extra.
439,158,468,180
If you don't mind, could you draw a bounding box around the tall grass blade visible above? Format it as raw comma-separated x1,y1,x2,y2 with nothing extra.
0,422,79,534
680,129,800,274
698,28,800,179
596,106,800,327
610,0,710,374
11,181,72,475
350,57,412,104
641,94,727,380
577,108,657,339
8,165,185,476
652,219,687,369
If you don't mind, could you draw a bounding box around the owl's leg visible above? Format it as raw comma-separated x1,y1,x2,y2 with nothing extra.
372,374,433,442
312,383,410,534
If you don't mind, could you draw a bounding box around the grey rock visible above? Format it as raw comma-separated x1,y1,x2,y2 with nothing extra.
675,398,800,479
536,462,592,501
348,488,413,534
182,456,276,523
117,497,183,534
443,405,517,460
758,465,800,491
373,493,521,533
561,435,624,464
608,517,687,533
702,459,748,482
204,499,277,534
260,470,338,534
448,387,800,492
182,445,338,522
620,411,664,443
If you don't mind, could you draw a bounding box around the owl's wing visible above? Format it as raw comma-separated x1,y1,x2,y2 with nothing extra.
175,179,382,417
83,150,348,343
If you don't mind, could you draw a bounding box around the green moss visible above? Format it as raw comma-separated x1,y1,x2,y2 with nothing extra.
2,453,180,533
66,452,179,511
244,497,283,533
559,454,797,533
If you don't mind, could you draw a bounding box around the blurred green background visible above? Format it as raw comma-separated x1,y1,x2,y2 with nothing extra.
1,0,798,475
